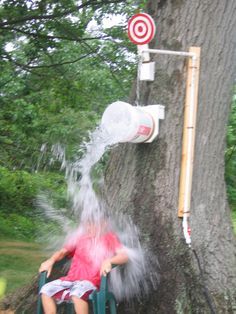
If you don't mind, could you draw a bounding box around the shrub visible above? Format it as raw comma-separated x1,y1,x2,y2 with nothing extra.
0,213,36,240
0,166,66,215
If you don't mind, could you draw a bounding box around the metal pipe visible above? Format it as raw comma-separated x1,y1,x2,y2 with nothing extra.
178,48,201,246
183,55,197,214
141,48,196,58
182,55,197,246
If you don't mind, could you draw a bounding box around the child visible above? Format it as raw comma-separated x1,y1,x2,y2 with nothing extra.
39,221,128,314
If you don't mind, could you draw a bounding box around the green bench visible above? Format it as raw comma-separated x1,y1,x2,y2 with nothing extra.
37,258,117,314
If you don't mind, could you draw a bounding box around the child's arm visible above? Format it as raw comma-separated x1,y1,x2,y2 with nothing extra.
39,248,69,277
100,249,129,276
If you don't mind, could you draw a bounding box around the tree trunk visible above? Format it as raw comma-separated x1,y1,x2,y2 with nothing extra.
105,0,236,313
1,0,236,313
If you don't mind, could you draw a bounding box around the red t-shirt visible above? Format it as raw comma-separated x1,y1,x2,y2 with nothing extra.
61,232,122,287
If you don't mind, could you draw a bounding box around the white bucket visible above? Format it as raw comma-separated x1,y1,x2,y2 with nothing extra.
101,101,154,143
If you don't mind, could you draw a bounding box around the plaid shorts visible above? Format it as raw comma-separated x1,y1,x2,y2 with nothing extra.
40,279,96,304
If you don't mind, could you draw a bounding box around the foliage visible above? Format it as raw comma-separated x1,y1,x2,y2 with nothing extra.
0,213,37,240
232,211,236,234
0,0,145,241
0,48,133,170
225,89,236,212
0,166,66,215
0,165,67,239
0,0,139,71
0,0,142,171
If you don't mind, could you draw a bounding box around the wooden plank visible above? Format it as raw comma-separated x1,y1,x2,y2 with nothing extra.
178,47,201,218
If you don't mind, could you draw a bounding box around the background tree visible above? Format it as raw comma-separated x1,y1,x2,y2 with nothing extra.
0,0,139,241
0,0,136,170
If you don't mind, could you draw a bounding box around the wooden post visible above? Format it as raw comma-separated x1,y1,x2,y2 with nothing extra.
178,47,201,218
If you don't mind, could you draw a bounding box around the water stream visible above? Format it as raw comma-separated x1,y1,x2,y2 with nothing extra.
37,108,159,301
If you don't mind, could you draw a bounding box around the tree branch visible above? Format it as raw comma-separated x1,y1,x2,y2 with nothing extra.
81,41,126,92
0,0,126,27
3,49,98,70
1,26,110,42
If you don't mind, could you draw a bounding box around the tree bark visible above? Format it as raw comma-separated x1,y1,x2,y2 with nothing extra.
105,0,236,313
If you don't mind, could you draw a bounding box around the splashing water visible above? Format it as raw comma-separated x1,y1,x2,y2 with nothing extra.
37,103,159,301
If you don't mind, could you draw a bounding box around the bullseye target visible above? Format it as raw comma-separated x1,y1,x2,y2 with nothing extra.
128,13,156,45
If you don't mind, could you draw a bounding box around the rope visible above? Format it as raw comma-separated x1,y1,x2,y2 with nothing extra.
191,248,217,314
135,54,142,106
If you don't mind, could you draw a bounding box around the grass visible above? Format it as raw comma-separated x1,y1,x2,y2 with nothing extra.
0,238,47,298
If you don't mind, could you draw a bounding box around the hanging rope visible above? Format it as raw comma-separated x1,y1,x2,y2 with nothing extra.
135,54,142,107
191,248,217,314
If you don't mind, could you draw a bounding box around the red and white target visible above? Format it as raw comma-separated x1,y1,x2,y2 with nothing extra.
128,13,156,45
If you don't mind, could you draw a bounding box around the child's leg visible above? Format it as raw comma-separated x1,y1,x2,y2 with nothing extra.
71,296,89,314
41,293,57,314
